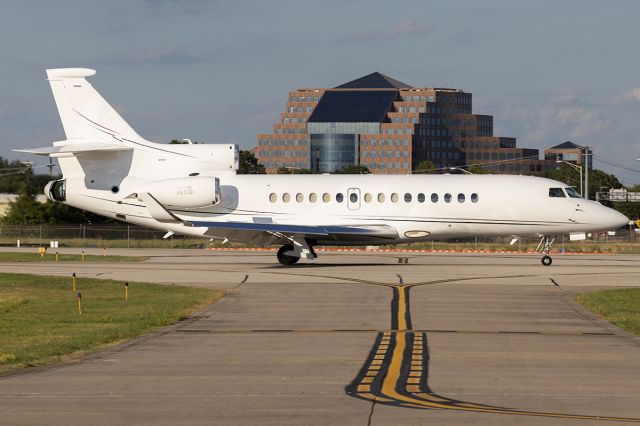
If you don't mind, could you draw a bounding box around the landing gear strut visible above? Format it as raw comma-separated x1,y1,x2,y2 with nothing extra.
277,244,300,266
536,236,556,266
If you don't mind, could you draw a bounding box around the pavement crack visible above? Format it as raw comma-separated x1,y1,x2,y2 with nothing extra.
367,398,376,426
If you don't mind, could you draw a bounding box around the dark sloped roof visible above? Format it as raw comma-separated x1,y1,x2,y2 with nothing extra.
335,72,412,89
308,90,398,123
550,141,583,150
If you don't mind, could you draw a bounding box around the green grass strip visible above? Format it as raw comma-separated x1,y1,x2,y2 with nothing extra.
0,273,222,372
0,252,147,262
576,288,640,336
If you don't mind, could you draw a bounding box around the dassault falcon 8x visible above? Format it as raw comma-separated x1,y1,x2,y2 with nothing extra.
17,68,628,265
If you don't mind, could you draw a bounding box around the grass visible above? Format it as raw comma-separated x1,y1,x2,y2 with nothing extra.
0,252,147,262
0,273,223,373
576,288,640,336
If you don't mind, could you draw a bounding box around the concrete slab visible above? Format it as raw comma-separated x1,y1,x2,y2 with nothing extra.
1,249,639,425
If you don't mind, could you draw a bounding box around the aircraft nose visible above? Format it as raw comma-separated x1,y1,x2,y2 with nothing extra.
600,205,629,229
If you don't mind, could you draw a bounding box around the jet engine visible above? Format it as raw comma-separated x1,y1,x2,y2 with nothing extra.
132,176,221,208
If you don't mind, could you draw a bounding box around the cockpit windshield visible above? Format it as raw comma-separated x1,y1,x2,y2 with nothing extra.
565,187,581,198
548,188,566,198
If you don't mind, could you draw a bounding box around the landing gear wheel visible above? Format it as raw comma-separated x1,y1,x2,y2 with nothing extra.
277,244,300,266
541,255,552,266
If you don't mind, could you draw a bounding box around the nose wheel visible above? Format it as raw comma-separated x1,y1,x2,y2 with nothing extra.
536,236,556,266
277,244,300,266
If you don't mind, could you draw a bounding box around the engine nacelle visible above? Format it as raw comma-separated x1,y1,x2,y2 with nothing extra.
134,177,220,208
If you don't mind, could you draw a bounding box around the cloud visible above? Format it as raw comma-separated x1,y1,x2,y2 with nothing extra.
98,47,219,67
615,86,640,103
340,20,431,43
501,90,613,144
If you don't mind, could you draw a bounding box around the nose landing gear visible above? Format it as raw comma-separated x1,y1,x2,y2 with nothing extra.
536,236,556,266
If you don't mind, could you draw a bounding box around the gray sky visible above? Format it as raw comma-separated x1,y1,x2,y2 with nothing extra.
1,0,640,185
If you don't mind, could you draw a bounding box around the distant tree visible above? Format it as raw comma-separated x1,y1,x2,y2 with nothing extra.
613,202,640,221
333,165,369,174
276,167,313,174
237,150,265,174
414,160,438,174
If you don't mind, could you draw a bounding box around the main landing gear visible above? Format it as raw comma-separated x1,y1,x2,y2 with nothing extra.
277,244,300,265
536,236,556,266
276,239,317,266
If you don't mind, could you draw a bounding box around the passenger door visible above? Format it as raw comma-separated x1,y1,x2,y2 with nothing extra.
347,188,361,210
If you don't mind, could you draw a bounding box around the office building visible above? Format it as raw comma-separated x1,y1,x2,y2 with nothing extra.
256,72,551,174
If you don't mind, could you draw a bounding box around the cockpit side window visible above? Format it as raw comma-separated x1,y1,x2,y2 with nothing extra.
565,187,581,198
548,188,565,198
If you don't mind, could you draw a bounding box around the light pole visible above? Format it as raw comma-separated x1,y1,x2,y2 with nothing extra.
556,160,583,197
583,147,591,200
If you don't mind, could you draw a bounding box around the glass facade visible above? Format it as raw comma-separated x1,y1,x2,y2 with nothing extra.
310,133,358,173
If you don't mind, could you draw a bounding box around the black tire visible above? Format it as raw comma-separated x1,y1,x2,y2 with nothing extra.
277,244,300,266
541,255,552,266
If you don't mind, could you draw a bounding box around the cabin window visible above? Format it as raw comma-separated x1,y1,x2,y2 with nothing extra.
350,192,358,203
565,187,581,198
471,193,479,203
336,193,344,203
417,193,425,203
364,193,372,203
269,193,277,203
391,193,399,203
431,193,438,203
322,193,331,203
377,193,386,203
549,188,565,198
309,193,317,203
444,193,452,203
282,193,291,203
296,193,304,203
404,193,412,203
458,193,465,203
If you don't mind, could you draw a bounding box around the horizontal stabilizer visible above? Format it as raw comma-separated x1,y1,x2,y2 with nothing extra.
15,142,132,157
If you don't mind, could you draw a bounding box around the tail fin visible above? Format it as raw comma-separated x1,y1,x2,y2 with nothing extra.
46,68,143,143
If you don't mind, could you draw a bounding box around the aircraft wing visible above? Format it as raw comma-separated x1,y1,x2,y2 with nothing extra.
188,220,398,245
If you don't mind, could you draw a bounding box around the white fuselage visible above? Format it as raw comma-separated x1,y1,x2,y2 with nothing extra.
60,158,627,246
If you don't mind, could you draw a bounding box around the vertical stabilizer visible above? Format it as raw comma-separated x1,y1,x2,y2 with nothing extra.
46,68,143,143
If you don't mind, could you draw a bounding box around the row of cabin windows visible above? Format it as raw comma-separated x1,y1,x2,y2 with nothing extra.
268,192,479,204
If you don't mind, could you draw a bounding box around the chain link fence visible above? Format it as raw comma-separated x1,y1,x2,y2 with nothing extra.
0,224,638,252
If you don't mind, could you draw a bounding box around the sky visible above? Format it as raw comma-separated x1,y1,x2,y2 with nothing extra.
1,0,640,185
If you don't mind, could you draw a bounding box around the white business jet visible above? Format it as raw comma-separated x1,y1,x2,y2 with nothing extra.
17,68,628,266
